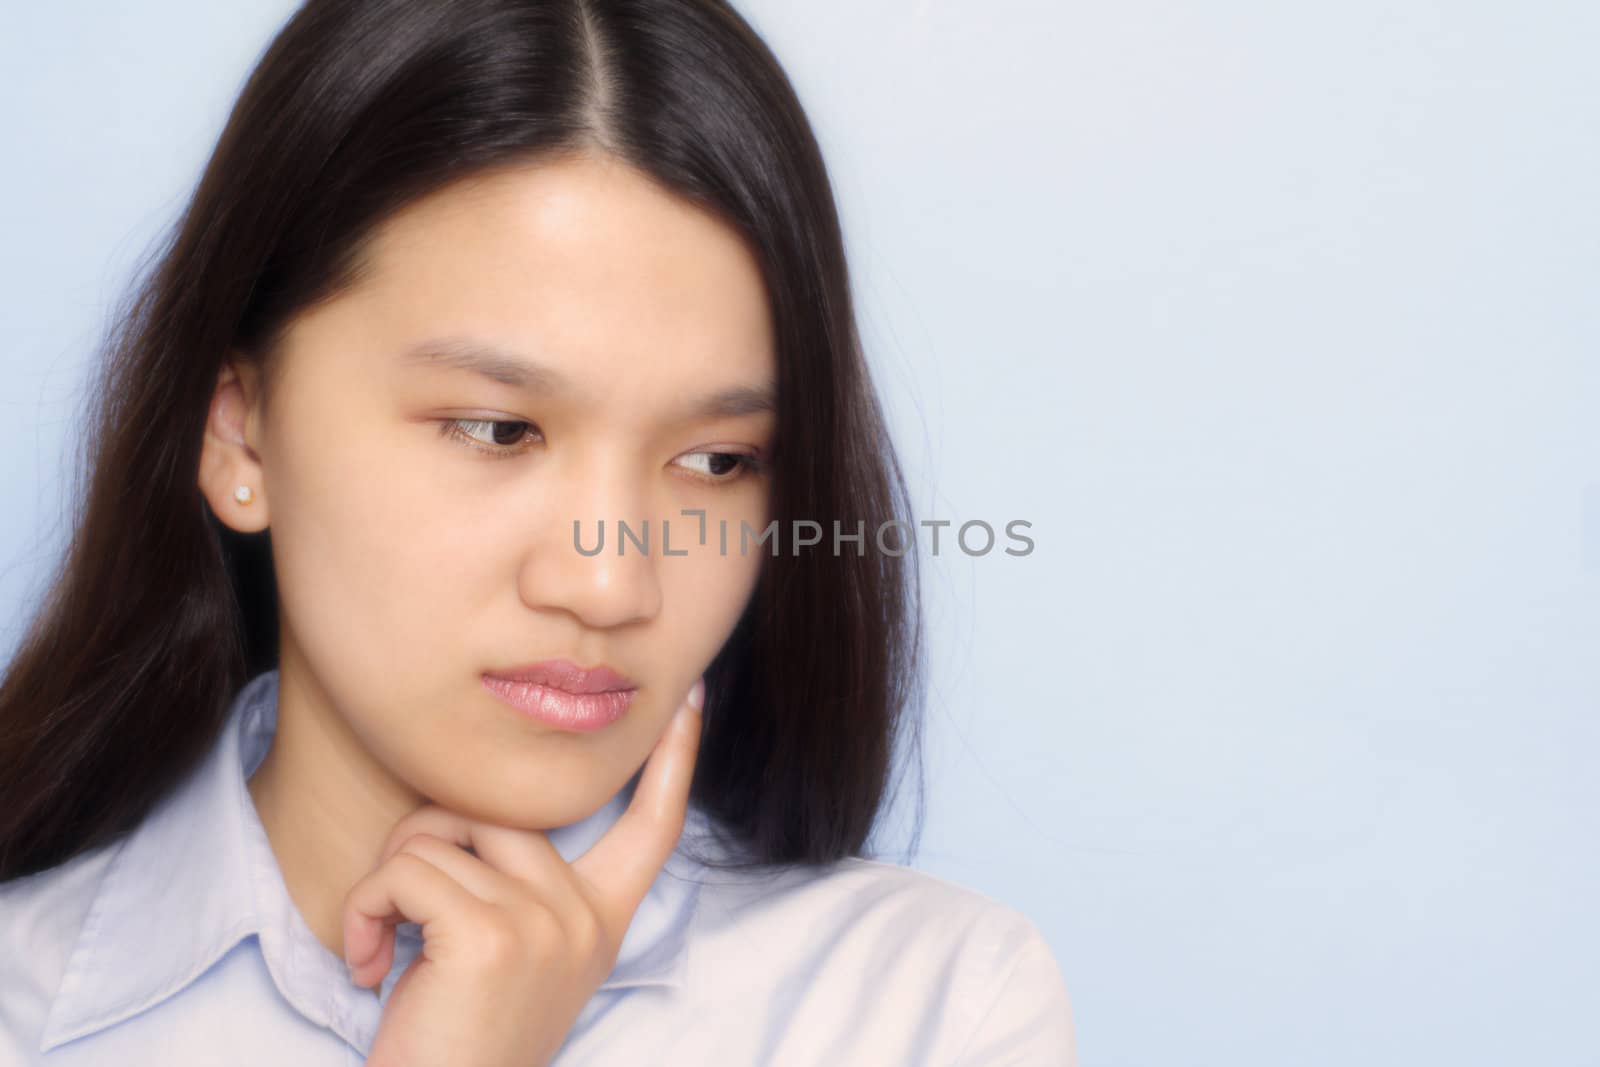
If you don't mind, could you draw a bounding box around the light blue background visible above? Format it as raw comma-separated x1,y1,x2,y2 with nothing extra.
3,3,1596,1064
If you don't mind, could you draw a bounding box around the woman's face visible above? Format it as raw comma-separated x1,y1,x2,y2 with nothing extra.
205,152,776,829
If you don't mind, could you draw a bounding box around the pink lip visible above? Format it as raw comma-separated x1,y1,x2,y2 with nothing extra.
484,659,636,692
482,659,637,732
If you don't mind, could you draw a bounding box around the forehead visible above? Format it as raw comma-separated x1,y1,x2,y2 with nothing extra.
330,152,777,390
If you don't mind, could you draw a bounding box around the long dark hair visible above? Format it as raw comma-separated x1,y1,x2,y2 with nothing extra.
0,0,924,882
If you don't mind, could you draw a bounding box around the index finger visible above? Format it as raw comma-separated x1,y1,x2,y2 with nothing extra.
571,677,704,928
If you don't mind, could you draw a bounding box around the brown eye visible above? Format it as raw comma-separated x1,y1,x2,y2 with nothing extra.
674,450,763,484
440,418,543,458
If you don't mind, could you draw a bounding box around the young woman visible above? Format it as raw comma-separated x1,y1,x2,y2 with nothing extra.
0,1,1077,1063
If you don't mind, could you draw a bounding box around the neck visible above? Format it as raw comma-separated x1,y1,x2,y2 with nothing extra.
244,658,424,963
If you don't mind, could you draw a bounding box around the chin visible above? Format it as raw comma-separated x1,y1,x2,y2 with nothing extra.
474,783,618,832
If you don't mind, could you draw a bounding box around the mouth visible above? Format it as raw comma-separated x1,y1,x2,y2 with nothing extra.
482,658,636,693
481,659,638,732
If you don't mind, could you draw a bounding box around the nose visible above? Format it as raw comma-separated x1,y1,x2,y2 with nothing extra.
516,452,664,630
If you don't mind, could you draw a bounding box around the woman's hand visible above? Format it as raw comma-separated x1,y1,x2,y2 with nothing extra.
343,678,706,1067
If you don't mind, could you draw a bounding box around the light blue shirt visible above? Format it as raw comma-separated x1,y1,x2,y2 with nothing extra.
1,669,1077,1064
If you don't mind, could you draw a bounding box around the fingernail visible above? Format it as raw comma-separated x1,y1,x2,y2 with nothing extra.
343,912,368,970
687,677,705,710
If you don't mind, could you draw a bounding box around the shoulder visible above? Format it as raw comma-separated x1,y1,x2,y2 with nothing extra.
693,853,1045,950
683,856,1077,1064
0,840,124,1057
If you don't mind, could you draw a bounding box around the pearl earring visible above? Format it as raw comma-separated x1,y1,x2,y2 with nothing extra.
233,485,254,505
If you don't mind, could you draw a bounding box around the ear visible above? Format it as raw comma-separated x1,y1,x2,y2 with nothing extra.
197,356,270,532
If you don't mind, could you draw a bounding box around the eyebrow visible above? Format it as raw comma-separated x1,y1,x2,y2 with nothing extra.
401,337,778,420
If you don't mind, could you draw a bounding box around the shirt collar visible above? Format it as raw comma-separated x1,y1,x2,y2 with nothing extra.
40,668,712,1055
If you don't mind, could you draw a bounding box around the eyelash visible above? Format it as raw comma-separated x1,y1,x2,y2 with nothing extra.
437,418,767,485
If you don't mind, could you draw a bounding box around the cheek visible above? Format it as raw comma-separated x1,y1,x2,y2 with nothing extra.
662,543,764,661
266,414,479,689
